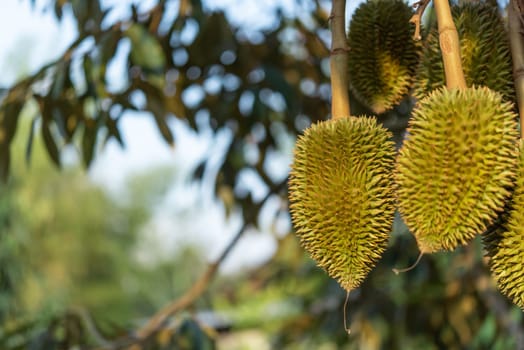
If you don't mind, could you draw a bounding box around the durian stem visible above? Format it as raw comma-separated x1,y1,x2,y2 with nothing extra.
392,251,424,275
330,0,351,119
343,290,351,334
433,0,467,90
508,0,524,136
410,0,431,41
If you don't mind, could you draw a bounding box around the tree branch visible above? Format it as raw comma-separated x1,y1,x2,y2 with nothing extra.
67,306,111,348
329,0,350,119
97,180,288,349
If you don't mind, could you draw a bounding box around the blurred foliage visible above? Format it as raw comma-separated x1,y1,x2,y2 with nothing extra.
11,0,337,211
0,116,212,348
211,221,524,349
0,0,523,349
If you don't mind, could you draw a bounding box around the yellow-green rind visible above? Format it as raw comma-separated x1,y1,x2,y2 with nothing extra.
396,87,519,253
483,142,524,310
288,117,396,291
347,0,420,114
414,2,514,102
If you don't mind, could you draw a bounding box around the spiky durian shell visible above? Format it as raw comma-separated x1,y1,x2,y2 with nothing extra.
483,142,524,310
288,117,396,291
414,2,514,102
396,86,519,253
347,0,420,115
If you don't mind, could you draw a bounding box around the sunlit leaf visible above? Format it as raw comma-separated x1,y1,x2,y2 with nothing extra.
126,24,166,71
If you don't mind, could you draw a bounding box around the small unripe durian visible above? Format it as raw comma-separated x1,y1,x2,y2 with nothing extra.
289,117,396,291
483,142,524,310
347,0,420,114
396,87,519,253
414,2,514,102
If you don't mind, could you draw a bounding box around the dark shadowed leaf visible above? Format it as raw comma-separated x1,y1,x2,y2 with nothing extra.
263,65,297,113
50,62,69,98
188,12,235,67
189,0,204,18
0,100,24,142
152,112,174,147
0,99,25,181
82,118,98,168
105,116,125,148
165,93,187,119
25,116,38,166
41,121,61,168
99,30,123,63
71,0,102,34
0,147,9,183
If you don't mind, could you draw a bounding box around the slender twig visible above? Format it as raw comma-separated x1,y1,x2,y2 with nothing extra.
91,182,287,350
433,0,466,89
329,0,350,119
88,181,287,350
67,306,111,348
509,0,524,136
410,0,431,41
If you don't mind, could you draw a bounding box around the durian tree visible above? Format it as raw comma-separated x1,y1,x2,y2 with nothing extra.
1,0,524,348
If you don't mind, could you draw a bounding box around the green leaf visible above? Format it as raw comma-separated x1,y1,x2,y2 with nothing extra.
25,117,38,166
0,147,10,183
152,112,174,147
0,100,24,143
82,119,98,168
105,117,125,148
188,12,235,66
126,24,166,71
0,99,25,181
71,0,102,34
41,121,61,168
50,62,70,99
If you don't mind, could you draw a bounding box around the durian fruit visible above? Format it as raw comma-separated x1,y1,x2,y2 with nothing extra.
414,2,515,102
289,117,396,291
347,0,420,114
483,142,524,310
396,86,519,253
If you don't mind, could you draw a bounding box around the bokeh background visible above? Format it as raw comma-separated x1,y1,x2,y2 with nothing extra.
0,0,523,349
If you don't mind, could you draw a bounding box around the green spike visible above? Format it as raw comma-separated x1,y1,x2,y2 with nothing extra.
483,141,524,310
396,87,519,253
289,117,396,291
415,2,515,103
347,0,421,114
